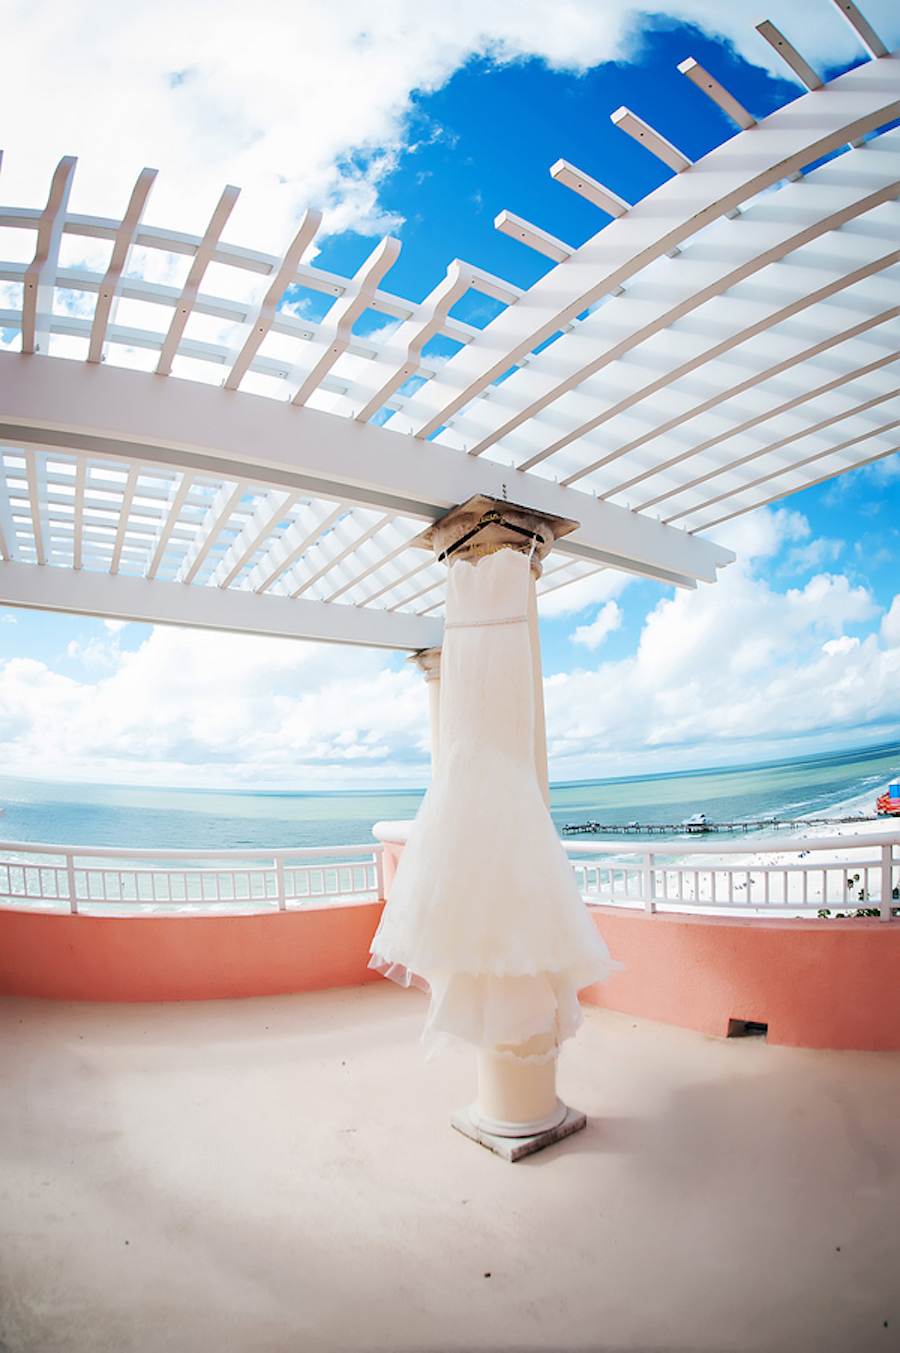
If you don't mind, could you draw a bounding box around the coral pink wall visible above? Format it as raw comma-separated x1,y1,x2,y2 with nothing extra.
0,902,385,1003
3,888,898,1053
583,906,900,1051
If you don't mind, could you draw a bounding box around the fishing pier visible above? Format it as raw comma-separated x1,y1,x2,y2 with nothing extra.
562,814,880,837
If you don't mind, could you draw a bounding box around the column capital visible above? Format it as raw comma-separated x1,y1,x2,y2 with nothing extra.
406,646,442,681
410,494,579,578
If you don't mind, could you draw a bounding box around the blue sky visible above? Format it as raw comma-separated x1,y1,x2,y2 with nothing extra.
0,0,899,788
315,22,802,300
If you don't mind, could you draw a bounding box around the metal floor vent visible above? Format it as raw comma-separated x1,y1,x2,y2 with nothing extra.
728,1019,769,1039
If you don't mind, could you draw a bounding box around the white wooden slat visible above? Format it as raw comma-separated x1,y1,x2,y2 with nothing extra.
0,553,442,650
610,107,693,172
290,515,395,601
342,554,436,608
207,489,298,589
755,20,824,90
145,474,194,580
535,558,603,600
314,550,383,604
21,451,46,567
109,466,141,576
667,414,900,527
559,296,900,489
830,0,888,58
538,218,900,485
223,208,322,391
629,350,900,509
353,261,479,422
46,265,244,327
388,55,900,442
21,449,45,566
494,210,573,262
242,500,346,594
385,570,447,613
279,510,390,599
157,185,240,376
319,520,423,602
447,268,523,308
174,479,247,583
634,386,900,516
72,456,86,570
678,427,900,532
552,296,900,492
550,160,631,217
0,457,23,563
288,237,402,407
87,168,157,364
21,156,77,355
678,59,756,130
454,154,900,465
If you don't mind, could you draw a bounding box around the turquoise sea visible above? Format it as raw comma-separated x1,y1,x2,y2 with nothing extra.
0,741,897,852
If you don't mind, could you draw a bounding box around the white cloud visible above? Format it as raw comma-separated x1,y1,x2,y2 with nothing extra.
545,508,895,778
0,625,431,787
709,506,809,562
538,568,632,619
571,600,623,650
2,0,896,256
66,634,122,669
822,635,860,656
0,508,894,787
881,595,900,646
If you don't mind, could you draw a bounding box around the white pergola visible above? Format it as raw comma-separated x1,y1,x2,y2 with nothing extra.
0,4,897,651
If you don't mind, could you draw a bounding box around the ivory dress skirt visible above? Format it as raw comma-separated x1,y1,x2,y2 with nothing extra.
370,546,620,1059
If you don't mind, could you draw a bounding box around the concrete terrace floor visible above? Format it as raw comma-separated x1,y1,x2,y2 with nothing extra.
1,982,898,1353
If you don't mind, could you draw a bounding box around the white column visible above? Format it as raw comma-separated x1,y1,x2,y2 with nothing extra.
407,646,442,772
474,1034,562,1135
411,496,581,1145
468,561,564,1136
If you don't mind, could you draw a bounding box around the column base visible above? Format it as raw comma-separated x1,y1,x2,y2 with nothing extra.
451,1102,587,1162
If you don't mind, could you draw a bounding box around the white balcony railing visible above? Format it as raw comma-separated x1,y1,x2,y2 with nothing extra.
0,841,384,915
2,831,899,921
566,833,900,921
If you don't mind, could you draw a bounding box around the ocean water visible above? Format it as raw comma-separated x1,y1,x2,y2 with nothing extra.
0,741,897,853
549,741,900,839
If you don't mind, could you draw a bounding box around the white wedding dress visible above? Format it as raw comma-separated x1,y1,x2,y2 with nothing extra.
370,547,620,1059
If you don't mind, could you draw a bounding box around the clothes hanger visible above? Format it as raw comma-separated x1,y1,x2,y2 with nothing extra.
438,510,544,562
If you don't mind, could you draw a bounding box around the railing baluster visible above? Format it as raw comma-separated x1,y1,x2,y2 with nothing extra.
563,831,900,919
66,852,77,914
881,844,893,923
2,837,893,921
642,851,655,914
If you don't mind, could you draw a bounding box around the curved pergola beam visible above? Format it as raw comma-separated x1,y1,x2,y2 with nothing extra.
391,53,900,440
448,135,900,463
0,9,896,649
